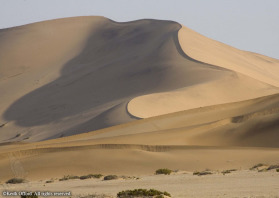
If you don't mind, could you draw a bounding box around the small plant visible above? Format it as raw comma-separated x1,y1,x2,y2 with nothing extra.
45,180,54,183
267,164,279,170
6,178,26,184
250,163,266,170
221,169,237,175
104,175,118,180
59,175,80,181
193,170,212,176
155,168,172,175
117,189,171,197
276,169,279,172
21,193,38,198
193,171,200,175
80,174,103,180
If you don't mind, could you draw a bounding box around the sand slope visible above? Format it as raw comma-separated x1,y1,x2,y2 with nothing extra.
1,93,279,181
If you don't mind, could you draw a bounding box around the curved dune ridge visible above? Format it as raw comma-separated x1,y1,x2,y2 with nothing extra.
1,16,279,182
127,26,279,118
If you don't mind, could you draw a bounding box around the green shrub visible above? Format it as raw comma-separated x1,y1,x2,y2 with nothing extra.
155,168,172,175
104,175,118,180
21,193,38,198
6,178,26,184
80,174,103,180
117,189,171,197
276,169,279,172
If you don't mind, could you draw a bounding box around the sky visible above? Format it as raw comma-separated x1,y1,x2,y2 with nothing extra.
1,0,278,59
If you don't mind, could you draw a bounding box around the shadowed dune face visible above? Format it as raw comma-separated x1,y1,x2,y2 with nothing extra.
1,17,232,141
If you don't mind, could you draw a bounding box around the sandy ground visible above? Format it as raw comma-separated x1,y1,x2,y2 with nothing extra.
1,170,279,198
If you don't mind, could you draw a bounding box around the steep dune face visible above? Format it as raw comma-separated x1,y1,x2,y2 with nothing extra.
178,26,279,87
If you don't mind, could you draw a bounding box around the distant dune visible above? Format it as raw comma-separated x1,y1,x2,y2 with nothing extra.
0,16,279,183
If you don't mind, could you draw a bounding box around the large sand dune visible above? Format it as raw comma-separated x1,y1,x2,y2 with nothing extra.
1,16,278,142
0,17,279,196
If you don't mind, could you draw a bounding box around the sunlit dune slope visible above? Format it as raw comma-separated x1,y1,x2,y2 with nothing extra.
128,26,279,118
178,26,279,87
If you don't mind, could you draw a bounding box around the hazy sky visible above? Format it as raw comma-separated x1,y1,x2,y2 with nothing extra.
1,0,278,59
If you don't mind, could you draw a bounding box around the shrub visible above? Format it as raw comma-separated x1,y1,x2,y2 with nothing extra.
193,171,200,175
276,169,279,172
155,168,172,175
104,175,118,180
250,163,266,170
193,171,212,176
21,193,38,198
80,174,103,180
221,169,237,175
59,175,80,181
6,178,26,184
267,164,279,170
117,189,171,197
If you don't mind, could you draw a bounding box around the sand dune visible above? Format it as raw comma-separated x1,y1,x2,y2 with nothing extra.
1,17,279,195
1,16,279,142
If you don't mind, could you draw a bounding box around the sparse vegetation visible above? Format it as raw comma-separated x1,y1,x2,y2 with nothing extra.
80,174,103,180
6,178,26,184
250,163,279,172
193,170,212,176
21,193,38,198
250,163,267,170
104,175,118,180
117,189,171,198
59,175,80,181
155,168,172,175
276,169,279,172
46,180,54,183
267,164,279,170
221,169,237,175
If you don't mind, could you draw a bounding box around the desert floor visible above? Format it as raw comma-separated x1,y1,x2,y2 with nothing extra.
1,170,279,198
